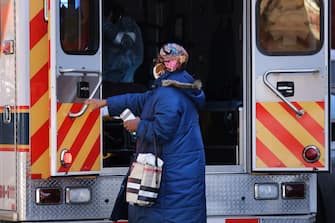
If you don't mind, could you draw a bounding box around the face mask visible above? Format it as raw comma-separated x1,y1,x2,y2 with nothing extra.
164,60,179,72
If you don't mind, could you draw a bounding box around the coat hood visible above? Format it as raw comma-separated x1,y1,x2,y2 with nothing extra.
154,70,206,109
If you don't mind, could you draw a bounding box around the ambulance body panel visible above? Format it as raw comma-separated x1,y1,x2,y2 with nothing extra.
0,0,329,222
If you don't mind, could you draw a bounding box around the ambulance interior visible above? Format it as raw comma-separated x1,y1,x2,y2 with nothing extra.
99,0,243,168
59,0,244,168
59,0,323,168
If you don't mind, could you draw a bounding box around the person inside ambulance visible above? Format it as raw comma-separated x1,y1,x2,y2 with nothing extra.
102,0,144,83
85,43,207,223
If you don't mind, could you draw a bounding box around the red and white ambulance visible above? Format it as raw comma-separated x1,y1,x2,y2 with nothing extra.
0,0,329,222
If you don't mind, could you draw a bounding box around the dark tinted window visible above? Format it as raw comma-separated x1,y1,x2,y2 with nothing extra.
60,0,99,54
258,0,322,55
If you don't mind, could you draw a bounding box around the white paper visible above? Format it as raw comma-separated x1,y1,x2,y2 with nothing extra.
100,106,109,117
120,108,136,121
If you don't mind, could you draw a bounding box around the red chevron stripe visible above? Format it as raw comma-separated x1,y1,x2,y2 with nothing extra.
29,9,47,49
280,102,324,146
31,121,49,163
80,136,100,171
30,63,48,106
316,101,325,110
57,103,83,149
256,138,286,168
58,110,100,172
256,103,322,167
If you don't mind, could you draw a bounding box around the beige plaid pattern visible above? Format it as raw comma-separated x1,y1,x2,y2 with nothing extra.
126,161,162,207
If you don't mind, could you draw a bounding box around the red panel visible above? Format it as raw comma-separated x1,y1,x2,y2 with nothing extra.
226,219,259,223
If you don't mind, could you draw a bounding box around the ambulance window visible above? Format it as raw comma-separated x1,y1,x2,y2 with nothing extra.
60,0,99,54
257,0,322,55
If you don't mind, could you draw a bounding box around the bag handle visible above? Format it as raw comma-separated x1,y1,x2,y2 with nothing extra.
135,126,161,185
152,131,160,167
136,125,161,167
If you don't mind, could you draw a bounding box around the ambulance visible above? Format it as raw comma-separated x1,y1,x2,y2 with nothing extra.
0,0,329,222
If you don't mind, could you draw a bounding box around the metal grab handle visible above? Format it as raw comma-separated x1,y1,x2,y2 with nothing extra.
263,69,320,117
59,68,102,118
43,0,48,22
3,105,11,124
59,68,100,77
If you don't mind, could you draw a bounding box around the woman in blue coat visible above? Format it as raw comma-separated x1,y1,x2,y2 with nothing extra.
87,43,206,223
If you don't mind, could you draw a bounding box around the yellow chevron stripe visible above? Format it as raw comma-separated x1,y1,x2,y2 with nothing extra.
30,35,48,78
29,0,50,178
57,103,73,130
57,107,90,168
30,0,43,19
91,154,101,171
30,92,49,135
262,103,325,164
57,117,89,152
256,120,303,167
256,157,267,168
31,149,50,178
70,118,100,171
298,102,324,127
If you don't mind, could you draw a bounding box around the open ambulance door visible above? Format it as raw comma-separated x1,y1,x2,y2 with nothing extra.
49,0,102,176
251,0,329,172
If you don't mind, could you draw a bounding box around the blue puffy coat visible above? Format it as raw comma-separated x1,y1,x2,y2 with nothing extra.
107,70,207,223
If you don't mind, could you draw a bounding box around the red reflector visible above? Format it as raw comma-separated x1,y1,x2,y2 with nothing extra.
60,149,73,167
226,219,259,223
2,40,14,54
64,152,72,164
302,145,320,163
282,182,305,199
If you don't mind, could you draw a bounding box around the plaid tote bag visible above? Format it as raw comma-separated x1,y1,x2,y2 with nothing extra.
126,132,163,207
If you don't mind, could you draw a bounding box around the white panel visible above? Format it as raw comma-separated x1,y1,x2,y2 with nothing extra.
0,0,16,211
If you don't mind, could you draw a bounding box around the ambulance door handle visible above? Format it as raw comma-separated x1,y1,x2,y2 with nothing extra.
3,105,11,124
59,68,102,118
68,77,101,118
43,0,48,22
263,69,319,117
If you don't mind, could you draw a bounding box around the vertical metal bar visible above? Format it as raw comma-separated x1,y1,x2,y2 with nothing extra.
43,0,48,22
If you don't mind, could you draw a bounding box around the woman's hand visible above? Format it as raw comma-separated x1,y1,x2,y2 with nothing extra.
84,99,107,111
124,117,140,132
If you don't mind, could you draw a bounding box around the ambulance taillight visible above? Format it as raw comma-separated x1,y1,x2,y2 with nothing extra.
60,149,73,167
303,145,320,163
282,183,305,199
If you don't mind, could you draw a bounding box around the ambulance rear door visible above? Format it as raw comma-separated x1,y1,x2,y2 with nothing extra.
49,0,102,176
251,0,329,171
